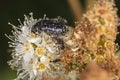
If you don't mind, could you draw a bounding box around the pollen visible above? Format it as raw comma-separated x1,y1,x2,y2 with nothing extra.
45,39,52,44
37,62,46,71
95,55,104,63
47,56,52,62
30,33,38,38
24,43,31,51
35,47,45,57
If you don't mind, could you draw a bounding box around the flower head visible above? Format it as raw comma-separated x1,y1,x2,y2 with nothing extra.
7,13,67,80
60,0,120,80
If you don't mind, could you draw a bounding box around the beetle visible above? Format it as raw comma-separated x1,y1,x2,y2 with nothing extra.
31,16,67,36
31,16,68,53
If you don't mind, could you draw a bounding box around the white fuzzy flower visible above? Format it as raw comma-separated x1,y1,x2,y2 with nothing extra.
7,13,65,80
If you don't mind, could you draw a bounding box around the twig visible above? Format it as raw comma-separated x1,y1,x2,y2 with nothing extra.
68,0,83,21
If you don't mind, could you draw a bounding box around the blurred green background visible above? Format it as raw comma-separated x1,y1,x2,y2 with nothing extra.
0,0,120,80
